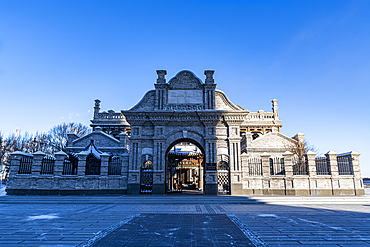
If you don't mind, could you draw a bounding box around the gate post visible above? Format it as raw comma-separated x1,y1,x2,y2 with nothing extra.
282,151,294,195
32,151,45,176
54,151,67,177
325,151,339,195
260,152,271,195
349,151,365,195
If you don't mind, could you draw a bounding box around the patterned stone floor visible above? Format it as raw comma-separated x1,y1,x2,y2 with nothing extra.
0,195,369,246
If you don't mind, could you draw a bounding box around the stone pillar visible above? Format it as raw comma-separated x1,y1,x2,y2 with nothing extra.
7,152,33,194
205,139,218,195
32,151,45,176
305,151,316,176
152,140,165,194
349,151,365,195
204,70,216,110
100,153,110,176
155,70,167,110
9,152,25,177
121,153,129,176
156,70,167,83
94,99,101,119
305,151,317,195
100,153,110,191
282,151,294,195
325,150,338,195
54,151,67,177
241,153,252,195
260,152,271,195
119,132,128,150
272,99,279,120
127,141,140,194
77,153,87,176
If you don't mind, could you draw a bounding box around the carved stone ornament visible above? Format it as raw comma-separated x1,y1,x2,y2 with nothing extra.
168,71,203,89
165,104,204,111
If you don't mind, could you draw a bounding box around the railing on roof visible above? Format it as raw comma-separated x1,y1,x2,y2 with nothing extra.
97,112,124,119
246,112,275,119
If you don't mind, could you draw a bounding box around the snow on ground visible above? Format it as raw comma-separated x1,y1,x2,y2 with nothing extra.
0,183,6,196
26,214,59,221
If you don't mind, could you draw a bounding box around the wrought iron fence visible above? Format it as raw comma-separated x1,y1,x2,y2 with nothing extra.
269,157,285,175
293,157,308,175
63,153,78,175
18,156,32,174
248,158,262,176
217,161,230,194
315,156,331,175
108,156,122,175
140,161,153,194
40,156,55,175
337,156,354,175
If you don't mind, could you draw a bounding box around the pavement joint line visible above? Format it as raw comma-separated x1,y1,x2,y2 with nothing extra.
227,214,269,247
75,214,139,247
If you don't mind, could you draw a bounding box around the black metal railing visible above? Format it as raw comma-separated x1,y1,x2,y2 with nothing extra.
18,156,33,174
108,156,121,175
248,158,262,176
293,157,308,175
40,156,55,175
316,157,331,175
270,157,285,175
337,156,354,175
63,153,78,175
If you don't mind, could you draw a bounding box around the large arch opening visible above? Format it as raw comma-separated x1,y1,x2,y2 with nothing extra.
165,138,205,195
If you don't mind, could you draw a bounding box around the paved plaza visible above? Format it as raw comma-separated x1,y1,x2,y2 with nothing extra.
0,192,370,247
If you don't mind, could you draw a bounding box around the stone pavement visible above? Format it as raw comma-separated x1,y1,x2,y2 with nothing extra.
0,195,369,246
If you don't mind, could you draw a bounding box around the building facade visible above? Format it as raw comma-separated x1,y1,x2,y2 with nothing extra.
6,70,365,196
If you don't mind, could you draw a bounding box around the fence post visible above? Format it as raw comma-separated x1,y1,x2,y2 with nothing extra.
100,153,110,176
325,150,338,195
32,151,45,176
241,153,252,195
283,151,294,195
121,153,129,190
260,152,271,195
349,151,365,195
77,153,87,176
9,152,24,177
305,151,316,176
54,151,67,177
305,151,316,195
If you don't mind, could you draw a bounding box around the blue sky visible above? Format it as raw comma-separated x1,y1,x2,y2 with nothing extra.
1,1,370,176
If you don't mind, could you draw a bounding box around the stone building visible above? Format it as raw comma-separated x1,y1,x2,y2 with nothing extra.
6,70,365,196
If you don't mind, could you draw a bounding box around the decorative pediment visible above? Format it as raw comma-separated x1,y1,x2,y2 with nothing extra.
168,71,203,90
71,130,121,148
250,132,297,148
127,90,156,111
215,90,243,111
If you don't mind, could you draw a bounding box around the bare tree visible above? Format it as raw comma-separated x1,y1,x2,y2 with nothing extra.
47,123,91,152
285,134,319,175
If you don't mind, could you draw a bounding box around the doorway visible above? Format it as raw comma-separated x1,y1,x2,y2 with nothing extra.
165,140,205,195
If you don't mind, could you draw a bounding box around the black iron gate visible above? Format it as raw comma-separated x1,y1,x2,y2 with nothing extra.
140,161,153,194
217,161,230,194
85,153,101,175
